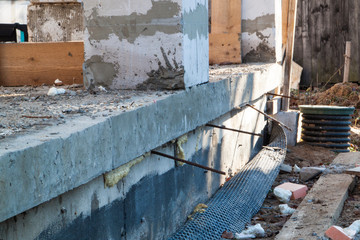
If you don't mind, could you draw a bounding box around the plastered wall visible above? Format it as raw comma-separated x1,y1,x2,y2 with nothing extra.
83,0,209,90
241,0,282,63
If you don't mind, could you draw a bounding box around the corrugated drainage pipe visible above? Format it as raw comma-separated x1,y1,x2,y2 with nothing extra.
299,105,355,152
168,122,287,240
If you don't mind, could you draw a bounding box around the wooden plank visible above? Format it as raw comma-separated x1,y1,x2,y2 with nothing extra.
211,0,241,34
209,33,241,65
343,41,351,83
345,167,360,176
282,0,298,111
282,0,289,46
0,41,84,86
210,0,241,64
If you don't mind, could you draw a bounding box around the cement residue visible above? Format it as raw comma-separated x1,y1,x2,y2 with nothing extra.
243,42,276,63
87,1,181,43
0,85,176,140
242,14,275,34
137,47,185,90
84,55,117,90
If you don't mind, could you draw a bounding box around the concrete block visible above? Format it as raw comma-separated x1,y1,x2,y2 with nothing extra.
83,0,208,90
280,163,292,173
27,2,83,42
325,226,352,240
273,110,300,146
300,167,324,181
276,182,308,200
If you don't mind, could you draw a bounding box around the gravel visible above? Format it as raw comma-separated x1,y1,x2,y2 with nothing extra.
0,85,176,140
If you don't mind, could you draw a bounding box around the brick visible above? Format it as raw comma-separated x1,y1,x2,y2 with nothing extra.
325,226,352,240
276,182,308,200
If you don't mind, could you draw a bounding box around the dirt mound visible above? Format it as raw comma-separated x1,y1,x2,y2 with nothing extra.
295,83,360,107
313,83,360,106
285,143,337,167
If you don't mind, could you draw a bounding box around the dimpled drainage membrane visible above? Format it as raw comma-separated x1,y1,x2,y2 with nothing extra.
169,123,287,240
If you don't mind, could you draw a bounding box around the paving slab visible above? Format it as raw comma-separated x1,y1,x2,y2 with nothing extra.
276,152,358,240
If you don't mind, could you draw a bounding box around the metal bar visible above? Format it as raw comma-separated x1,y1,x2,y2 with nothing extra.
206,123,262,137
266,92,296,99
243,104,293,131
151,150,226,175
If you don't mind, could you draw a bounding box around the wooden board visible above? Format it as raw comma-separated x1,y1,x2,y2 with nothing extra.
210,0,241,64
0,41,84,86
211,0,241,34
282,0,289,46
209,33,241,65
345,167,360,176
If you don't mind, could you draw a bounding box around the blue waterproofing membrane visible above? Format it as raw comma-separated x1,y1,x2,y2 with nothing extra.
169,123,287,240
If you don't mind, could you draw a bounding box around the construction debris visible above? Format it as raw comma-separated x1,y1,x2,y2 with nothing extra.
273,187,292,203
54,79,63,86
235,224,265,239
300,167,325,181
279,164,292,173
47,87,66,96
275,182,308,200
278,204,296,215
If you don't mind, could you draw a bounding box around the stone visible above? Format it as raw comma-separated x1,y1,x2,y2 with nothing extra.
300,167,325,181
280,164,292,173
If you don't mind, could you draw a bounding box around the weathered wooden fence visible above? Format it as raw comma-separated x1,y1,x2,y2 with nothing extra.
294,0,360,87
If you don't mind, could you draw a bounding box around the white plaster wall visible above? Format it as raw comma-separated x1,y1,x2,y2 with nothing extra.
241,0,282,62
83,0,208,89
242,0,275,20
0,0,29,24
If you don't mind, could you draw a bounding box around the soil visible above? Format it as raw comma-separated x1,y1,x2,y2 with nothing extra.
0,85,175,141
337,178,360,240
249,82,360,239
246,143,337,239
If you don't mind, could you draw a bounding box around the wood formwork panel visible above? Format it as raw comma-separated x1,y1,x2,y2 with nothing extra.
0,41,84,86
209,33,241,65
209,0,241,64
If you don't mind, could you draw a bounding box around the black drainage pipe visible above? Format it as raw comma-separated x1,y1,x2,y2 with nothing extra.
299,105,355,152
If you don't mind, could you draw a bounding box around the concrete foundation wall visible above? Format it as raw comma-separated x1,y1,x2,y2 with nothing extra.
0,97,267,240
241,0,282,63
27,1,83,42
0,64,281,228
83,0,208,90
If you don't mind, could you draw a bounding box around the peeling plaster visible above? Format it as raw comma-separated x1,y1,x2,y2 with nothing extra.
86,1,182,43
242,14,275,34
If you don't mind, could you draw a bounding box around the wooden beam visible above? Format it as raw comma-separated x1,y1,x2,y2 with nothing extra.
343,41,351,83
0,41,84,86
282,0,298,111
282,0,290,46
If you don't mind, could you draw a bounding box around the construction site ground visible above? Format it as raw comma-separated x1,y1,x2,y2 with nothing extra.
248,82,360,239
249,143,360,239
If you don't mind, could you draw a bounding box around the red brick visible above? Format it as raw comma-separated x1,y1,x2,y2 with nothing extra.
276,182,308,200
325,226,352,240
